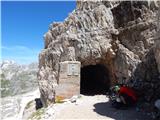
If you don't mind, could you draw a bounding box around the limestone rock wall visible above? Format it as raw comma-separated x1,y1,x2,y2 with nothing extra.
154,15,160,73
155,41,160,73
38,0,160,106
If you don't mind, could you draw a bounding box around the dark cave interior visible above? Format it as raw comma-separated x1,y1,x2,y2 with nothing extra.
80,64,110,95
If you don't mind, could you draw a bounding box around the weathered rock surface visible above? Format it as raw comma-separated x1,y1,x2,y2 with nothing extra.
154,40,160,73
0,60,38,97
38,0,160,108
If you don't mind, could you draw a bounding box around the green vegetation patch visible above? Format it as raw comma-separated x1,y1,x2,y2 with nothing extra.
28,108,45,120
0,73,11,97
25,100,34,109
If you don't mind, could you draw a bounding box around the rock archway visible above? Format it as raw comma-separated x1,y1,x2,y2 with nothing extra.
38,1,160,108
80,64,110,95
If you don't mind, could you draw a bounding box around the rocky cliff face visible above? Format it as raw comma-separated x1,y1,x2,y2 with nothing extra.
154,25,160,73
0,60,38,97
38,1,160,106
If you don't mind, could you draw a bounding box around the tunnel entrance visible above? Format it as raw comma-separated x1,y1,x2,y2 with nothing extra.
80,64,110,95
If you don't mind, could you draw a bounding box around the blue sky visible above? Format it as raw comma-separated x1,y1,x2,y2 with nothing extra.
1,1,76,64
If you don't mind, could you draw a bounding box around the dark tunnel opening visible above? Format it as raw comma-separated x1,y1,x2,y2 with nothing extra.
80,64,110,95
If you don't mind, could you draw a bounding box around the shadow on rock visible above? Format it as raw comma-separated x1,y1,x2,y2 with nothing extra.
93,102,152,120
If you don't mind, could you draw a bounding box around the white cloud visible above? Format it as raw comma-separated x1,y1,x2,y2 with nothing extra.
1,45,41,64
1,45,38,53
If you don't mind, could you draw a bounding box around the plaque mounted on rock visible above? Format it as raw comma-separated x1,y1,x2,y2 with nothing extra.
68,63,79,76
56,61,81,99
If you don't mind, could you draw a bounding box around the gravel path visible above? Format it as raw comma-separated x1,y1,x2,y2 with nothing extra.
54,95,152,120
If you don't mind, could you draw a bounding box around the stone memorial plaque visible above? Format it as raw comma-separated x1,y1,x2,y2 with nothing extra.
68,63,79,76
56,61,81,99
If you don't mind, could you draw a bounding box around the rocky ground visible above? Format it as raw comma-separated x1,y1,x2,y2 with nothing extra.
0,89,40,120
27,95,152,120
55,95,152,120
